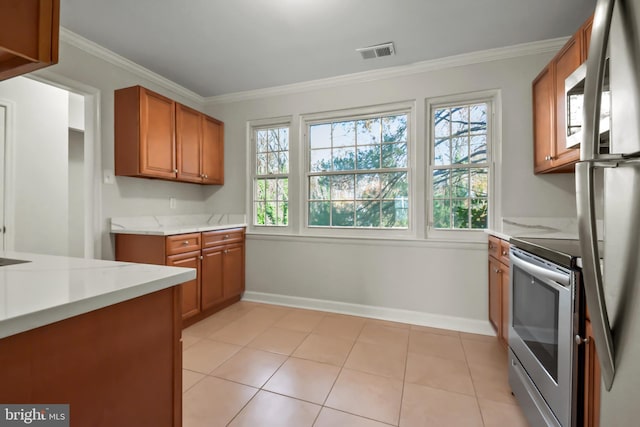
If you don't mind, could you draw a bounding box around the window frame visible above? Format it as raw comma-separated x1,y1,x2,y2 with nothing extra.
300,101,416,238
248,117,293,232
425,91,501,241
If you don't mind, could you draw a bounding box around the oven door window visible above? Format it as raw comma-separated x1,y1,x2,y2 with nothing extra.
512,266,559,382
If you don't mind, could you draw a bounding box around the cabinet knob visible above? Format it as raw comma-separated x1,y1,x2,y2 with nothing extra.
493,268,501,274
204,174,208,179
488,244,494,249
223,234,230,239
174,169,178,173
224,249,229,254
183,241,189,245
502,250,507,256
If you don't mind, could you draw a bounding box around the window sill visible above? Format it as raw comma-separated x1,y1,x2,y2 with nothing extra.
245,230,487,250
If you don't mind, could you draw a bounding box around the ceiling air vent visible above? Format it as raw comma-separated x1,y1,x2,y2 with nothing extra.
356,42,395,60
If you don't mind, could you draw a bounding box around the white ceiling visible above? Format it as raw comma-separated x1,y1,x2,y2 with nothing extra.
60,0,596,97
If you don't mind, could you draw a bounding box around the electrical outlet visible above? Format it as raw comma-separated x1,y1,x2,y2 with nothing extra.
169,197,176,209
103,170,115,184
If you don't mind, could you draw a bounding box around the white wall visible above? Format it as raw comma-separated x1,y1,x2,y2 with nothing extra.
0,77,69,256
202,49,580,330
68,129,84,257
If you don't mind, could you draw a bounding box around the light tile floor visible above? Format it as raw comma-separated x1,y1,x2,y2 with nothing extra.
182,301,529,427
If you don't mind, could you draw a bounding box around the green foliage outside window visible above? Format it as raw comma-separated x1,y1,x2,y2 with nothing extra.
432,103,489,230
308,114,409,228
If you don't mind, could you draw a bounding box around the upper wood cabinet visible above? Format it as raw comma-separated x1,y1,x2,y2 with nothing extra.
0,0,59,81
115,85,224,185
533,14,593,174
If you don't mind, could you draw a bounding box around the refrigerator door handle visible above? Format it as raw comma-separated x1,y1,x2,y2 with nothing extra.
576,162,615,391
581,0,615,162
577,0,617,391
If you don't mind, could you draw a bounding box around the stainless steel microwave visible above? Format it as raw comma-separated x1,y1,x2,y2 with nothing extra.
565,60,611,150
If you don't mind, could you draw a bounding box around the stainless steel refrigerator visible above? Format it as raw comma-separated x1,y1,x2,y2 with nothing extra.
577,0,640,424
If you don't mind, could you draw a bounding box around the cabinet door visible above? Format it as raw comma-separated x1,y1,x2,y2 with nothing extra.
223,243,244,297
0,0,59,80
201,247,224,310
488,257,502,335
139,88,176,179
176,104,203,183
500,265,510,346
582,15,594,61
552,37,582,168
202,115,224,184
584,317,601,427
533,65,555,173
167,251,201,320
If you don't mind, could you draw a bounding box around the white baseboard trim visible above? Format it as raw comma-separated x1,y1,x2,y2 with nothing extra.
242,291,496,336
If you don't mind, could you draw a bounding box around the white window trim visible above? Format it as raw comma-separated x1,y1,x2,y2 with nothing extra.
296,101,417,239
246,116,294,234
425,90,502,242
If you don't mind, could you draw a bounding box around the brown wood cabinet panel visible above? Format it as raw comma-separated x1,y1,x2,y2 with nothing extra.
167,250,201,320
201,247,224,310
166,232,201,255
584,317,601,427
223,243,245,297
488,257,502,335
533,64,555,173
553,37,582,168
0,286,182,427
500,265,510,347
500,240,510,265
582,15,594,60
115,86,177,180
488,235,501,259
176,103,203,183
202,115,224,184
203,228,245,248
0,0,59,81
115,233,166,265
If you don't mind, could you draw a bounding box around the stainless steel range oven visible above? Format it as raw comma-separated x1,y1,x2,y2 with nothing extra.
508,246,580,427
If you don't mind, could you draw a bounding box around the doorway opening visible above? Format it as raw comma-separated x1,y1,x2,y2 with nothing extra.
0,74,101,259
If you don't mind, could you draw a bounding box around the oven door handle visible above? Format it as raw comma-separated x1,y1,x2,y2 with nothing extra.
510,251,570,287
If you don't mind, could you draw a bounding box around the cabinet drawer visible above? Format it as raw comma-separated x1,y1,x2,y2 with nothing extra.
202,228,244,248
166,233,201,255
500,240,510,266
488,235,501,259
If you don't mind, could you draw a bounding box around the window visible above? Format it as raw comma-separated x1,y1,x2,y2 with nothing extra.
430,101,490,230
306,112,409,229
252,125,289,226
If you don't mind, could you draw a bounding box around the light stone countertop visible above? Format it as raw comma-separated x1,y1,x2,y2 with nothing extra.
110,213,247,236
0,251,196,339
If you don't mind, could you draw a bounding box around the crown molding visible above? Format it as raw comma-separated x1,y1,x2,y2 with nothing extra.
205,37,569,105
59,27,204,105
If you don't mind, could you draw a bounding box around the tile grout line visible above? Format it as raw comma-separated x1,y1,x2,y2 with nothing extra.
460,337,489,427
311,318,363,426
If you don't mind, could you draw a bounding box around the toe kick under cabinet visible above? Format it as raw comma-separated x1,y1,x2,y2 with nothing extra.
115,228,245,327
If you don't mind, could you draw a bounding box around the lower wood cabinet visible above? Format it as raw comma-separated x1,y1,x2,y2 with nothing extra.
115,227,245,327
583,313,601,427
167,250,201,319
488,235,510,347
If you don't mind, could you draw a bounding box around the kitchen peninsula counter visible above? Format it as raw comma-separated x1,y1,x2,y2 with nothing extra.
0,251,195,339
0,252,195,426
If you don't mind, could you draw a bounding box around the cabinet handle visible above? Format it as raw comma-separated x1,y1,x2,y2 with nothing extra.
182,241,189,245
575,334,590,345
493,268,501,274
488,244,494,249
502,250,508,256
224,249,229,254
174,169,178,173
223,234,230,239
199,255,203,260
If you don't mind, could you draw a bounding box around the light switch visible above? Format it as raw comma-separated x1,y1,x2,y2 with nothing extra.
103,170,115,184
170,197,176,209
